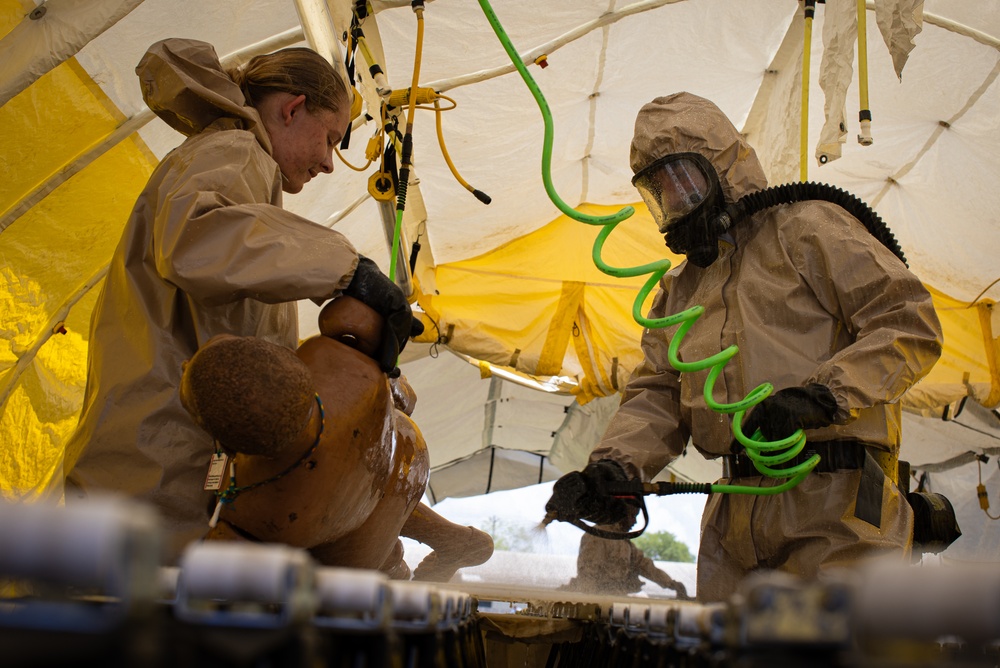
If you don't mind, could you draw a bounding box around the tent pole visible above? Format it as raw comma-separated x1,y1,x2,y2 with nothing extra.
856,0,873,146
800,0,815,182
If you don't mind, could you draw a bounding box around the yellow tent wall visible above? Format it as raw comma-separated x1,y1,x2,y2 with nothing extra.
0,1,157,499
418,203,684,404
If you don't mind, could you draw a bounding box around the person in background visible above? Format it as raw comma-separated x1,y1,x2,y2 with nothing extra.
547,92,943,602
181,296,493,581
65,37,419,563
560,529,689,599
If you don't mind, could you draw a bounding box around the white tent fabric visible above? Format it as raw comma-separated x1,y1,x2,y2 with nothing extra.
1,0,999,559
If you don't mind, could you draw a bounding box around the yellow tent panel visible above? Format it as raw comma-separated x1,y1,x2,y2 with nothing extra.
0,47,157,499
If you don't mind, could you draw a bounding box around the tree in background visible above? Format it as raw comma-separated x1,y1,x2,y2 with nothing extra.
479,516,540,552
632,530,695,563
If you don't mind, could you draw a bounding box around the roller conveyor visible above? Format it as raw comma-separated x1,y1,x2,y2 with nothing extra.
2,496,999,667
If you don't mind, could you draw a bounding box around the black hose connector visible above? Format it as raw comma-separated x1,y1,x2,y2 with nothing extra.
649,481,713,496
605,480,712,496
396,168,410,212
724,181,908,266
473,189,492,205
397,134,415,213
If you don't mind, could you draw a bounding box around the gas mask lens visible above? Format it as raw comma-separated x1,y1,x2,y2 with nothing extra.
632,156,711,233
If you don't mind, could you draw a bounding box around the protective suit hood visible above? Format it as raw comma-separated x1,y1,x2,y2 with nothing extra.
137,38,271,152
630,92,767,205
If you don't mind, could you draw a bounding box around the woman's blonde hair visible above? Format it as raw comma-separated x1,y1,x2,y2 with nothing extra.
227,47,349,115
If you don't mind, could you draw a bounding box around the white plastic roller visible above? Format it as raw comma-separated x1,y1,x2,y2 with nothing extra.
174,541,316,627
646,603,671,636
0,495,161,593
0,494,162,632
608,601,628,627
314,566,390,630
624,603,650,632
386,580,441,630
675,602,725,648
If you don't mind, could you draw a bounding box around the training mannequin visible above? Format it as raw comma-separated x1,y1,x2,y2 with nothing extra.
181,296,493,580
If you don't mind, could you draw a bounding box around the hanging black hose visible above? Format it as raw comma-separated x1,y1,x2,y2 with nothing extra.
722,181,908,266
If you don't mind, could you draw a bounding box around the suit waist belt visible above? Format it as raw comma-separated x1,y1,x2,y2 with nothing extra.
722,440,897,484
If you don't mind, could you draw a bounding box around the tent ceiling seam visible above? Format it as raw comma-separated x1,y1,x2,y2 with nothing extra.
0,0,147,107
423,0,684,93
580,19,612,204
0,109,154,233
910,446,1000,473
4,8,995,234
871,58,1000,209
0,28,305,234
0,264,109,409
859,3,1000,50
917,9,1000,51
320,191,372,229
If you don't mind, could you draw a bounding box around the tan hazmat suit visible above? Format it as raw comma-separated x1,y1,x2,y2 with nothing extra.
589,93,943,602
64,39,358,562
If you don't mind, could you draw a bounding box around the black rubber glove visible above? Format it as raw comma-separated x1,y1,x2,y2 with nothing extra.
409,316,425,339
741,383,838,441
344,256,415,376
545,459,634,527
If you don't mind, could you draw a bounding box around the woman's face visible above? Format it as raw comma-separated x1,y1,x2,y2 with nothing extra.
265,93,350,194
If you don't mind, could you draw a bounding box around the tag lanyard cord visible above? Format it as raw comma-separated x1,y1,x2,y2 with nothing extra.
214,393,326,506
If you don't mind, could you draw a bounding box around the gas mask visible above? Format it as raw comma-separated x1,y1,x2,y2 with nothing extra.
631,152,727,268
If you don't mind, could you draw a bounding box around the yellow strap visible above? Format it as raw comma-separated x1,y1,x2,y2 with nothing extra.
870,449,898,486
537,281,584,375
977,302,1000,406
